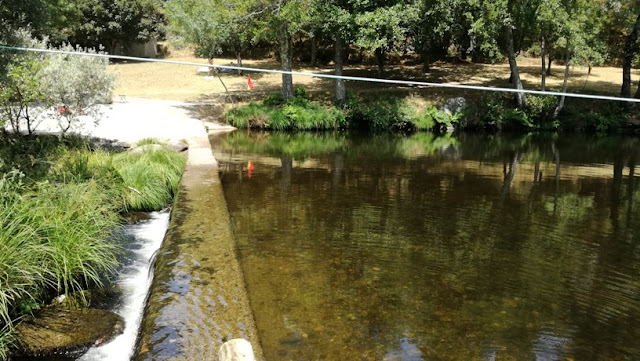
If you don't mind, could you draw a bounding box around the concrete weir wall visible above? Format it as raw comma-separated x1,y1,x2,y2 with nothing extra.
134,131,264,361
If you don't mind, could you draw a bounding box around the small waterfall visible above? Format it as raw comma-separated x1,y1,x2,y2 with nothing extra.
79,210,170,361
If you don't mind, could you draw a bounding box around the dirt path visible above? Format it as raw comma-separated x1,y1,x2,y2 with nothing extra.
109,47,640,102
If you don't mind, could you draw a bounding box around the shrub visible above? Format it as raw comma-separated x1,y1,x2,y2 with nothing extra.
459,92,506,130
524,95,559,130
41,44,114,133
343,94,402,131
226,102,272,128
561,102,630,132
227,87,345,131
0,59,49,135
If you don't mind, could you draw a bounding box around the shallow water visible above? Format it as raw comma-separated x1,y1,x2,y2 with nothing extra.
78,211,169,361
212,132,640,361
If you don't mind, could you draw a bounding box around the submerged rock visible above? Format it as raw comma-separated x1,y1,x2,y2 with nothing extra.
14,307,124,358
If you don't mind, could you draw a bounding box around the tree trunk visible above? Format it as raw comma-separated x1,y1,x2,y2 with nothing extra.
375,47,385,78
546,55,552,76
541,27,546,92
279,22,294,99
422,50,430,72
505,24,527,108
635,81,640,99
235,52,243,75
553,43,571,119
621,13,640,98
310,36,317,66
334,34,346,104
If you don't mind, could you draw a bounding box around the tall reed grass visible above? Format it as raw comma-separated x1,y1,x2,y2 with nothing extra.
114,146,186,211
0,136,186,358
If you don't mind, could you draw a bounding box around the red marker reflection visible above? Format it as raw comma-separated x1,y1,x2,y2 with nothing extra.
247,161,254,178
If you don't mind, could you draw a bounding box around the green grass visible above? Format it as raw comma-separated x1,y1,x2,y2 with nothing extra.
0,176,121,354
0,136,186,358
226,88,347,131
113,146,186,211
226,89,459,133
136,138,167,146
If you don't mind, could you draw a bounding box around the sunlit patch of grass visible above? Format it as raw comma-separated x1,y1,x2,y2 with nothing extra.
136,138,167,146
114,146,186,211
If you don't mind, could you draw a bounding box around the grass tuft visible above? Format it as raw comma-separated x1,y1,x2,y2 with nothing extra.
0,135,186,358
114,146,186,211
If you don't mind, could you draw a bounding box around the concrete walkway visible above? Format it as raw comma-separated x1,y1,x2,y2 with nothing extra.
37,98,233,143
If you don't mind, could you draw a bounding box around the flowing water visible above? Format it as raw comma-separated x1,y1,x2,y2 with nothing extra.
211,131,640,361
79,211,169,361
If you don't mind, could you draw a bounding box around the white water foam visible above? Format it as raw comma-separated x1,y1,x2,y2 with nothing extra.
79,210,170,361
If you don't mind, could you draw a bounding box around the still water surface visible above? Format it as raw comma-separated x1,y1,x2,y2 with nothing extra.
211,132,640,361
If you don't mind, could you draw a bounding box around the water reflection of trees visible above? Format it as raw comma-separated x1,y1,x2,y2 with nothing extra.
214,131,640,360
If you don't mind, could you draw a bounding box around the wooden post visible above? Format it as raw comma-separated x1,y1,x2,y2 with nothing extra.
218,339,256,361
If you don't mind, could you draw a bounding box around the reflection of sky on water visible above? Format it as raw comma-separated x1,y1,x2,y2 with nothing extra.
533,330,571,361
483,330,572,361
384,333,424,361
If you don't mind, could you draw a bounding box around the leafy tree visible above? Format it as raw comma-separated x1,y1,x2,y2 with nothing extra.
166,0,263,73
68,0,164,53
318,0,355,103
352,0,416,77
267,0,315,98
598,0,640,98
621,12,640,98
415,0,503,70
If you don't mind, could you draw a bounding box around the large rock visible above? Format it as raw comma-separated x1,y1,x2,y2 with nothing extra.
219,339,256,361
129,143,165,155
442,97,467,115
168,140,189,153
14,307,124,358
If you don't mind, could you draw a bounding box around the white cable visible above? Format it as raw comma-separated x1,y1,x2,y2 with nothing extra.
2,45,640,104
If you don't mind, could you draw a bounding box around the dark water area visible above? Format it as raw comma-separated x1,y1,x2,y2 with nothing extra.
211,131,640,361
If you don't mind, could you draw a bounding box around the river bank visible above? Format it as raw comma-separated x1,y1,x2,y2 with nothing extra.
1,98,264,360
0,135,185,359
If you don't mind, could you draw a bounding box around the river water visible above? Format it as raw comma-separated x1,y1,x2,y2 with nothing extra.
79,211,169,361
212,131,640,361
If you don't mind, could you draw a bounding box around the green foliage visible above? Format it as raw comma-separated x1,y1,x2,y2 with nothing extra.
69,0,164,52
0,170,121,348
524,95,559,130
227,88,347,131
166,0,271,59
0,135,186,358
0,59,49,135
226,102,273,129
562,103,630,132
42,44,114,134
345,94,456,132
113,146,186,211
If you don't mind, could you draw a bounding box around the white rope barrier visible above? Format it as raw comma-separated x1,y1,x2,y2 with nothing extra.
2,45,640,104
